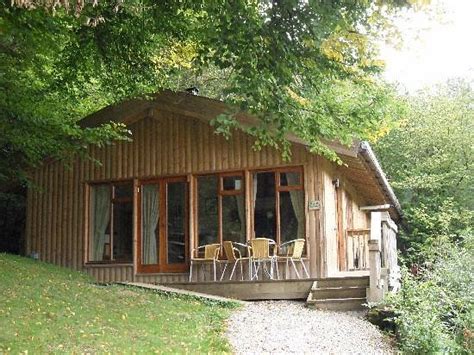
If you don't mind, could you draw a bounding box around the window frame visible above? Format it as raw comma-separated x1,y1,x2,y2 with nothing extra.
194,166,305,251
84,166,306,267
137,175,189,273
251,166,305,247
194,171,245,250
86,180,134,265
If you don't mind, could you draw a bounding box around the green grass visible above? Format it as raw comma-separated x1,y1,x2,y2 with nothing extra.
0,254,237,353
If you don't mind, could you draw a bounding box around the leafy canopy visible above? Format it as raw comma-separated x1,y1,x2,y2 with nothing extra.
1,0,415,186
374,79,474,261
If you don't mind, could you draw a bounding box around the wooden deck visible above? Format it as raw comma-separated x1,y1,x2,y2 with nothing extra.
161,276,369,301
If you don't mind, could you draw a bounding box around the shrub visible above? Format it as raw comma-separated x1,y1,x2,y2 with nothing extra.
398,200,473,265
385,235,473,353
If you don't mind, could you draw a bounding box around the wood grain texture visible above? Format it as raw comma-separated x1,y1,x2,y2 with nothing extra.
25,108,375,283
321,161,372,277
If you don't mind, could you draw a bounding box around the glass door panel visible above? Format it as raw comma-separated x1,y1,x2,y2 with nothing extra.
139,177,188,273
166,181,186,265
253,172,276,240
197,175,219,247
222,194,246,244
279,190,304,243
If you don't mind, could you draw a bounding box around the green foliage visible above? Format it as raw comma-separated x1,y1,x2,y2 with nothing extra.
0,253,234,353
373,79,473,352
190,1,408,160
374,79,474,262
399,199,473,263
0,3,132,185
376,80,473,203
386,236,474,353
1,0,412,188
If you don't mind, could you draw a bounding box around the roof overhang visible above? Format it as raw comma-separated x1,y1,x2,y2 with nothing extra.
79,90,402,221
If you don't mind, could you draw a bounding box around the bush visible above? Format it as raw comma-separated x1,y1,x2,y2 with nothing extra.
385,235,473,353
398,200,473,265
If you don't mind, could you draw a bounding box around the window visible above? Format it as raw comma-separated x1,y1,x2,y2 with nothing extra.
88,182,133,263
166,181,187,264
197,176,219,246
253,168,305,246
196,173,246,248
253,172,276,239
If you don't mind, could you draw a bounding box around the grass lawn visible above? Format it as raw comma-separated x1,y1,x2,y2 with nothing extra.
0,254,237,353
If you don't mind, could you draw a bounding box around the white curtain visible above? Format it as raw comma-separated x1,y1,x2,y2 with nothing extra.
287,174,305,240
92,185,111,261
142,184,159,264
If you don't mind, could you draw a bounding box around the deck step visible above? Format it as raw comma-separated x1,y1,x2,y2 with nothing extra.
306,278,368,311
307,297,367,311
312,276,369,289
310,286,366,300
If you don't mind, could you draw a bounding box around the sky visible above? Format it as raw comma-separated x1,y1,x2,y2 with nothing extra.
380,0,474,92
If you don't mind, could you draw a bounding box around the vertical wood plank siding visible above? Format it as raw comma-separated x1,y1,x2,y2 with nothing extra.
26,110,325,282
322,162,371,277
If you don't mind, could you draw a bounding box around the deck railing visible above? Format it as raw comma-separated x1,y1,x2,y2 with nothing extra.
367,211,400,302
346,228,370,270
381,213,400,291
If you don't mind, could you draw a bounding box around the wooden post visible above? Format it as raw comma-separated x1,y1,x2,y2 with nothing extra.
370,211,381,242
381,211,401,292
367,211,384,302
367,239,384,302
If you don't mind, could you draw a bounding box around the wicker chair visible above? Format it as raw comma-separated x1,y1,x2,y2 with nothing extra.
189,243,221,282
249,238,279,280
219,241,251,281
277,238,309,279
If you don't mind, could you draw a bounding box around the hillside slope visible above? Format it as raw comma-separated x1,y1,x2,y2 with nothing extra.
0,254,233,353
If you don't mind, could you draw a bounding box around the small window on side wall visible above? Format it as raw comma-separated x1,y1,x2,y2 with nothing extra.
89,182,133,263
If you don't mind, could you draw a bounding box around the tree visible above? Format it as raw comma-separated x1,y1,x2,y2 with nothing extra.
374,81,474,353
0,3,131,186
374,79,474,261
1,0,417,188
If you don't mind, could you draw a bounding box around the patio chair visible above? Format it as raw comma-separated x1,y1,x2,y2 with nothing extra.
189,243,221,282
277,238,310,279
249,238,279,280
219,241,251,281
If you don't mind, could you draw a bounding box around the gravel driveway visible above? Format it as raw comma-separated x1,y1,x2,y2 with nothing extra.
226,301,395,354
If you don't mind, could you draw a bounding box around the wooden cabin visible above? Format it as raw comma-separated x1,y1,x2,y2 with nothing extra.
25,91,400,303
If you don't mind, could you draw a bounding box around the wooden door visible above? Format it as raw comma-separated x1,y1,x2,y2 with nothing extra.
138,177,189,273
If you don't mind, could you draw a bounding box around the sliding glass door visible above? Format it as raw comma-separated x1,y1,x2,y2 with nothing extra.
138,177,188,273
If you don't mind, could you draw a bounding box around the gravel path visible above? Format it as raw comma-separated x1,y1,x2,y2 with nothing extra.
226,301,395,354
